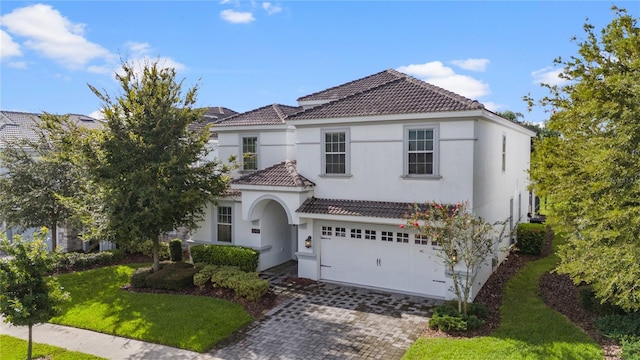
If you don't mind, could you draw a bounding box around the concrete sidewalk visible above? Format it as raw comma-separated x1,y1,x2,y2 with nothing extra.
1,320,221,360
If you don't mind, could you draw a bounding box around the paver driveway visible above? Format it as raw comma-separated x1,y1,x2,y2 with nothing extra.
211,262,441,360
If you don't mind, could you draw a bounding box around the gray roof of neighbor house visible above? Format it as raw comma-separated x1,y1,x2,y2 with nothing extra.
189,106,238,133
232,160,315,188
216,104,302,127
0,111,102,147
296,197,431,220
288,69,484,120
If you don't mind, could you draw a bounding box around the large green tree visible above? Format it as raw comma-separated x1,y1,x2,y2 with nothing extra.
0,230,70,360
528,7,640,311
86,61,232,271
0,114,85,250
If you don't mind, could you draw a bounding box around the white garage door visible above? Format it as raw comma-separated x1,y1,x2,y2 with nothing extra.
319,222,447,297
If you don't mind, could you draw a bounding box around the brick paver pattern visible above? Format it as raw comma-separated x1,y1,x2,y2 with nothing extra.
211,262,441,360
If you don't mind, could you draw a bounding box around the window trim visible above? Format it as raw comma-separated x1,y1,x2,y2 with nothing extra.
216,205,233,243
321,128,350,176
403,124,439,177
241,135,259,171
501,133,507,172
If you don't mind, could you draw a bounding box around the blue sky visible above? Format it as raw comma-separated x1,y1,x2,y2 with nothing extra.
1,1,638,124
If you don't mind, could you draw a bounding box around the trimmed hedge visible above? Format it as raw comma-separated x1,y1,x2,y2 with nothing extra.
122,240,170,259
190,244,259,272
516,223,546,255
193,265,269,301
170,238,183,262
428,301,489,332
134,262,198,291
52,249,126,272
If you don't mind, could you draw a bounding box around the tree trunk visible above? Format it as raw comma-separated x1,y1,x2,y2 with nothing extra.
27,324,33,360
152,238,160,272
51,221,58,251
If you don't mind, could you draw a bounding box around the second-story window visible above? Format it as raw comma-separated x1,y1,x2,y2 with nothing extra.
406,127,437,176
242,136,258,171
322,129,349,175
501,134,507,172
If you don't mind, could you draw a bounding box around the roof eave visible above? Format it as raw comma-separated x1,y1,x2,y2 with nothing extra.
231,183,315,193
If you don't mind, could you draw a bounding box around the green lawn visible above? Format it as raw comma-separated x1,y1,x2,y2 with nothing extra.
51,264,253,352
402,234,603,360
0,335,106,360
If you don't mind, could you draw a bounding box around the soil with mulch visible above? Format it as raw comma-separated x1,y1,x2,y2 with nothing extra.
420,228,622,359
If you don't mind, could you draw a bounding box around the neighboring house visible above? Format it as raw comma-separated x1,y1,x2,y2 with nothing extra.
0,110,102,252
190,69,536,300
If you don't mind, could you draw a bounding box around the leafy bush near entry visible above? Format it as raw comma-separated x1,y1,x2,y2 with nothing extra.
621,338,640,360
226,272,270,301
595,312,640,341
144,262,198,291
579,285,626,315
194,265,269,301
428,301,489,332
52,249,126,272
193,265,219,289
210,266,245,288
516,223,546,255
170,238,183,262
190,244,259,272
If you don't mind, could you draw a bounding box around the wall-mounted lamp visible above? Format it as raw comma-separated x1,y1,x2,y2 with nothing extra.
305,236,312,248
451,249,458,263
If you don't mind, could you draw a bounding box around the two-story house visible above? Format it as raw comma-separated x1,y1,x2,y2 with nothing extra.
190,69,534,300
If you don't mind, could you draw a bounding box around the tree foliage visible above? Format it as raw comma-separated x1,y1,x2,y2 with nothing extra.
0,114,86,250
0,229,70,360
405,201,507,314
86,60,232,271
528,7,640,311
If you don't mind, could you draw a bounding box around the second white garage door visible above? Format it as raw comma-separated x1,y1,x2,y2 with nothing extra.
319,222,447,298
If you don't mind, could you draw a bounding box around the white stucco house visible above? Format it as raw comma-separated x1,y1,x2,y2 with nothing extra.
190,69,535,300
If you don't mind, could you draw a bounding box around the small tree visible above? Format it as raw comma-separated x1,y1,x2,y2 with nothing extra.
0,229,69,360
405,201,507,314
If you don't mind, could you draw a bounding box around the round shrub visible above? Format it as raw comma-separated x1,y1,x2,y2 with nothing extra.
170,238,183,262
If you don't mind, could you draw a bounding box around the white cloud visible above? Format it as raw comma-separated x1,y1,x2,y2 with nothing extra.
481,101,505,112
125,42,152,58
0,30,22,59
112,43,186,81
6,61,28,69
0,4,112,69
262,2,282,15
531,67,569,86
220,9,255,24
397,61,490,99
89,110,104,120
450,58,489,72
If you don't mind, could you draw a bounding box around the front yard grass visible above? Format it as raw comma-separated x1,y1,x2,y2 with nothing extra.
50,264,253,352
0,335,106,360
402,234,603,360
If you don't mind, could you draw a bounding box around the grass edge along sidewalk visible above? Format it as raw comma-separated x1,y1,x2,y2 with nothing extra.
0,334,106,360
50,264,253,352
402,233,603,360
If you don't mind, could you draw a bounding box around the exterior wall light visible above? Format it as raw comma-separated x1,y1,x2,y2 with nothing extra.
305,236,312,248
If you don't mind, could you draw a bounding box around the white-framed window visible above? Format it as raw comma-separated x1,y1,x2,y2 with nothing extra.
335,227,346,237
381,231,393,242
350,228,362,239
396,232,409,243
501,134,507,172
322,226,332,236
405,125,438,176
217,206,232,243
415,234,429,245
242,136,258,171
322,129,349,175
364,229,376,240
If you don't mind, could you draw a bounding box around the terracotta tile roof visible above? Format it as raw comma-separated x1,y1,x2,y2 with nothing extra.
288,69,484,120
189,106,238,133
0,111,102,147
232,160,315,188
296,197,432,220
297,69,405,103
215,104,302,127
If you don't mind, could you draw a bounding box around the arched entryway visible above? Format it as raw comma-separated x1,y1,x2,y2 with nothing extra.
253,199,296,270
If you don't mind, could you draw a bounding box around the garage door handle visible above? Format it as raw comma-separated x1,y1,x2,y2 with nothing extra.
321,265,332,268
433,280,445,283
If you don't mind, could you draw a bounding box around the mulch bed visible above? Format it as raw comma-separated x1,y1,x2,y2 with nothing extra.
419,227,622,359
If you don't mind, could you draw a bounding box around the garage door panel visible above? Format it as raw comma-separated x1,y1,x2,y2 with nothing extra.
319,222,446,298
